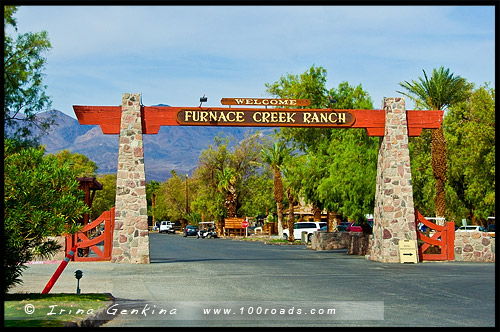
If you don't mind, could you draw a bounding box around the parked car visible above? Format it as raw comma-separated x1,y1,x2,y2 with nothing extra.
417,223,430,233
346,220,373,232
319,222,350,232
486,224,495,238
283,221,327,242
183,225,199,237
457,225,487,232
336,222,350,232
159,221,175,234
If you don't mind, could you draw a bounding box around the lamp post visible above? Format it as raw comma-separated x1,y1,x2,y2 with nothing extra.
74,270,83,295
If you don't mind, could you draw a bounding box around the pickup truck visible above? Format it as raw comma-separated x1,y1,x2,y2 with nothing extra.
159,221,175,234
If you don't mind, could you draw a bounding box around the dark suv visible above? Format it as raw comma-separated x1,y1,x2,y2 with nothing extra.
183,225,199,237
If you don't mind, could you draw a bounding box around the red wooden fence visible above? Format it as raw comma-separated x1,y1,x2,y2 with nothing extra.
415,210,455,261
66,207,115,261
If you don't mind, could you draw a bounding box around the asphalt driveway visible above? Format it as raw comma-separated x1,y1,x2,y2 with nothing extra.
8,233,495,327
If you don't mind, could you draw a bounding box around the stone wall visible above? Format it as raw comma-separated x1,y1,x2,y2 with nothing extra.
112,93,150,263
310,232,372,256
311,231,495,263
310,232,347,250
454,232,495,262
369,97,418,263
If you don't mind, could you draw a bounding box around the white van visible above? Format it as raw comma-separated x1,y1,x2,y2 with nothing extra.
159,221,175,234
283,221,327,242
457,225,487,232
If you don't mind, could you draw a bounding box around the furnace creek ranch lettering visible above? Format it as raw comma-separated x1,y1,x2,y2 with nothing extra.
178,109,353,126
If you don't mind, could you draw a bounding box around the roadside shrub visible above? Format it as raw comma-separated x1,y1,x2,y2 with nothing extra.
3,139,88,293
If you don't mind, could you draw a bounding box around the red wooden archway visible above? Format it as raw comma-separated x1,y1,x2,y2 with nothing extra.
73,105,443,137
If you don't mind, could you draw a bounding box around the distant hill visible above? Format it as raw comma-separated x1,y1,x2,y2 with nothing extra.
29,110,272,182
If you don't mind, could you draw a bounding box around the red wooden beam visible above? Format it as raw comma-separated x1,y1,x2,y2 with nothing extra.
73,105,443,137
73,105,122,134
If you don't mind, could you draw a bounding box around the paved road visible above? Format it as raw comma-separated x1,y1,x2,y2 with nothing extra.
9,233,495,327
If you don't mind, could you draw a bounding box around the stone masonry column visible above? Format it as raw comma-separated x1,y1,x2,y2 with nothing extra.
112,93,150,263
369,97,418,263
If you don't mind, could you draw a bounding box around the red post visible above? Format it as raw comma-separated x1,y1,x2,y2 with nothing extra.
41,245,77,294
103,210,112,260
446,221,455,261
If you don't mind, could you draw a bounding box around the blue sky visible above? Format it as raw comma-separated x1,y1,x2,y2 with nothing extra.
11,5,495,119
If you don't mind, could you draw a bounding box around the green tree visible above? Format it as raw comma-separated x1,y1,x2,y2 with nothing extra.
398,67,471,223
237,166,275,218
266,65,330,151
90,174,116,220
191,135,232,233
444,84,495,226
191,167,226,229
230,132,269,216
266,65,331,229
281,154,305,241
4,6,54,144
4,139,88,292
192,133,269,234
53,150,98,178
408,129,435,217
146,180,161,225
317,81,377,222
216,167,238,217
155,172,190,223
261,139,293,239
266,66,376,226
316,128,378,220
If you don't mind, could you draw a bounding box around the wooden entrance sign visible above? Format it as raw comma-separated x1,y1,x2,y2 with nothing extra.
176,108,356,127
73,103,443,137
73,94,445,264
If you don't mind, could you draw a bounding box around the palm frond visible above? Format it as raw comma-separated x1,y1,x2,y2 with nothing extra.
397,66,470,110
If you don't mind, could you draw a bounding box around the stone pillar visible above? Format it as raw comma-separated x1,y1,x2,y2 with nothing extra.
112,93,150,263
369,97,418,263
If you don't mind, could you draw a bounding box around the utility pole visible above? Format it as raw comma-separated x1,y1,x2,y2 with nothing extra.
185,174,190,216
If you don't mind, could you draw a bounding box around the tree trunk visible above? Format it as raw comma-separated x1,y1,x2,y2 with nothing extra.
328,211,339,232
287,187,295,242
216,219,224,237
277,201,284,238
225,192,237,218
273,166,285,238
431,126,447,225
312,205,322,222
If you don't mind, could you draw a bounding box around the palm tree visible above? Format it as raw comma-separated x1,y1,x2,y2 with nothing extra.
216,168,238,218
261,141,292,239
397,66,470,223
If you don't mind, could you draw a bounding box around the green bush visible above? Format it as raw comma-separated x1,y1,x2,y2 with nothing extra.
4,139,88,293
